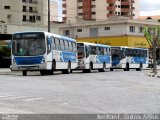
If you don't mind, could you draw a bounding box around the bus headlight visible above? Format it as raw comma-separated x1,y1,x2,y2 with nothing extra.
12,59,16,64
41,58,45,63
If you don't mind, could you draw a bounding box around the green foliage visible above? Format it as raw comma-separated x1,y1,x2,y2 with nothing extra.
143,26,160,48
0,45,11,56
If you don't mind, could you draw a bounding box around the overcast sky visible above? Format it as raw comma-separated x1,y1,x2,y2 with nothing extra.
140,0,160,16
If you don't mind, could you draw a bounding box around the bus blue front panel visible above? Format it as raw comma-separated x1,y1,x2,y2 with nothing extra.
112,57,120,66
11,55,45,70
14,56,44,65
60,52,77,62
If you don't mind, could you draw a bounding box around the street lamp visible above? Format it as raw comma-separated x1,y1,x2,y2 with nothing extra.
48,0,50,32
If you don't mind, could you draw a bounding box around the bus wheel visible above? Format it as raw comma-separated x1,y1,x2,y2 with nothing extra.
110,68,114,71
136,64,143,71
48,61,55,75
98,63,106,72
62,62,71,74
40,70,45,75
124,63,129,71
22,70,27,76
66,62,71,74
87,63,92,73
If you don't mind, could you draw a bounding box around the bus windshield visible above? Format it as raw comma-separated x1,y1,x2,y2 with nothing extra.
77,46,85,59
111,47,122,58
12,32,46,56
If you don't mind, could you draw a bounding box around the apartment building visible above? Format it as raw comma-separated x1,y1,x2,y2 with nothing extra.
0,0,48,25
50,1,59,22
62,0,140,23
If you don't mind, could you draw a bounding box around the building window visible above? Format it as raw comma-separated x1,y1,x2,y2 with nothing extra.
36,16,41,21
29,7,33,12
130,26,135,32
139,27,143,33
4,6,10,9
78,6,83,9
63,30,70,36
29,16,35,22
78,13,83,16
104,27,110,31
90,28,98,37
23,6,26,12
92,12,96,15
77,29,82,32
92,5,96,8
78,0,82,2
22,15,27,21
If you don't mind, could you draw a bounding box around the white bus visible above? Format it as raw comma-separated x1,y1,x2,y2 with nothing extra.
110,46,149,71
77,42,112,73
10,31,78,76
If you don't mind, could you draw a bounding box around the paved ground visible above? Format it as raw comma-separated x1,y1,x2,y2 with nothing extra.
0,68,160,114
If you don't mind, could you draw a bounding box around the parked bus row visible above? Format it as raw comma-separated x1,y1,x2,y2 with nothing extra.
10,31,149,76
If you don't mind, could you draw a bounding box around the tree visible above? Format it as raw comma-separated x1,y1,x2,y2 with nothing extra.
143,26,160,75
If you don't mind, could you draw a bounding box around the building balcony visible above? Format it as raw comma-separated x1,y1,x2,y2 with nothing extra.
107,6,115,11
22,9,38,13
121,8,133,12
107,13,115,17
121,1,132,5
29,1,38,4
107,0,116,3
22,0,38,4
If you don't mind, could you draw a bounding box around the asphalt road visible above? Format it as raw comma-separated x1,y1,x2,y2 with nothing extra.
0,69,160,114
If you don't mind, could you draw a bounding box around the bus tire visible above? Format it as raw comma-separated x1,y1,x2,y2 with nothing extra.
40,70,46,75
124,63,129,71
48,61,56,75
98,62,106,72
86,63,92,73
110,68,114,71
136,63,143,71
22,70,27,76
66,62,71,74
62,62,71,74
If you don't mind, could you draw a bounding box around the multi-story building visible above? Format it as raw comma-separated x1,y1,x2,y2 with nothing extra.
0,0,48,25
54,16,160,48
62,0,140,23
50,0,59,22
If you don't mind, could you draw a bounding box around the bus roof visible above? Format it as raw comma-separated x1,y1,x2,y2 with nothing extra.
13,31,76,42
77,42,110,48
111,46,148,50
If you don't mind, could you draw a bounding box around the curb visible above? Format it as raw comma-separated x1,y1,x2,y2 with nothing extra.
147,73,160,78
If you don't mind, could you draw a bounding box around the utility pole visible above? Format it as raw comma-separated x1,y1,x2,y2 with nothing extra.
48,0,50,32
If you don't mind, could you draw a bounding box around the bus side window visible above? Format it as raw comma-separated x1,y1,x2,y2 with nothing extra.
85,46,89,58
60,39,65,51
90,46,96,55
64,40,69,51
51,37,56,50
55,38,60,50
69,42,73,52
108,48,111,55
104,48,107,55
99,47,104,55
73,42,77,52
47,37,52,53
